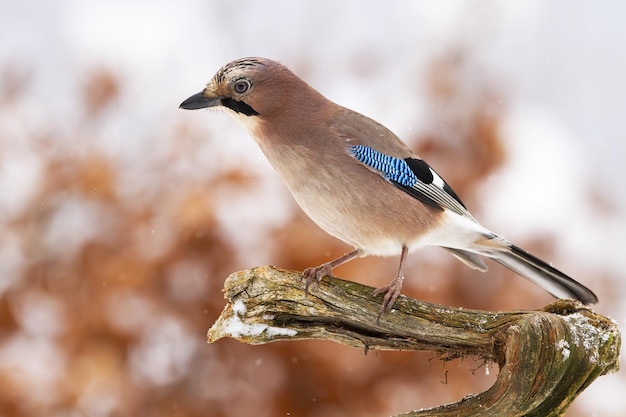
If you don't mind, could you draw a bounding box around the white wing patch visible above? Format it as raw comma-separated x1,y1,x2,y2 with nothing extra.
430,168,446,189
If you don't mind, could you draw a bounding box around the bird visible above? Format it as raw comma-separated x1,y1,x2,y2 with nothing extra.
179,57,598,316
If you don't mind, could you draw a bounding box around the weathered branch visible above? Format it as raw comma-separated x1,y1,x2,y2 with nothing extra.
208,266,620,416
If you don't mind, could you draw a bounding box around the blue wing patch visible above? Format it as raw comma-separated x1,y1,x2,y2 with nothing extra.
350,145,417,187
349,145,468,216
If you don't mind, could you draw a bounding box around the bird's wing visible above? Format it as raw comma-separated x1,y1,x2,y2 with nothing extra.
349,144,473,219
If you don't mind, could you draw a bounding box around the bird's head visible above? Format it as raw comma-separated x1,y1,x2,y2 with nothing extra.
180,57,314,123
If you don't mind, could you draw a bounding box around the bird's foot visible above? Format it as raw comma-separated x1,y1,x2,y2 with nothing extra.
301,250,360,296
371,274,405,321
302,263,335,296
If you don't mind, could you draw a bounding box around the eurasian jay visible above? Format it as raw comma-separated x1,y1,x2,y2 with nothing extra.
180,57,597,315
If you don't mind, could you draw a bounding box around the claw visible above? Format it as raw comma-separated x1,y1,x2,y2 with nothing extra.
372,245,408,322
300,249,361,296
302,264,334,296
371,273,404,321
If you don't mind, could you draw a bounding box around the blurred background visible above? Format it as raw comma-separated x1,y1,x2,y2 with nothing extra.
0,1,624,416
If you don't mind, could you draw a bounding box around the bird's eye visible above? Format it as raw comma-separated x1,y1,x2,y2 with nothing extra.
233,79,250,94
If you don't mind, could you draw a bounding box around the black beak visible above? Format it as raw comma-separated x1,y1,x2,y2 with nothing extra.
179,91,221,110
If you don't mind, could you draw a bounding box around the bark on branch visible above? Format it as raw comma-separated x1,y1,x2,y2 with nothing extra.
208,266,620,416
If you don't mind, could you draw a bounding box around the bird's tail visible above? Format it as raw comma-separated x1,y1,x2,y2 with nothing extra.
485,243,598,305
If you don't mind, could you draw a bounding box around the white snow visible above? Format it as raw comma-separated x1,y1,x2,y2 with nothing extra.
223,299,297,338
556,339,571,361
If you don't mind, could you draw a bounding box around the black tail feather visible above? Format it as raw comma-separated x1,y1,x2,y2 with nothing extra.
489,244,598,305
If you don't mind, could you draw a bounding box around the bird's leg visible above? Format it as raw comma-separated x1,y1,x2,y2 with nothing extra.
302,249,360,295
372,245,408,319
